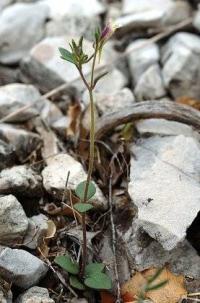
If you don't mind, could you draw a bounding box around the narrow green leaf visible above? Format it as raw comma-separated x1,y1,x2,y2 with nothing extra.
58,47,74,64
54,255,79,275
75,181,96,201
147,268,164,284
147,280,168,291
70,276,86,290
85,263,105,276
74,203,94,213
93,71,108,88
84,272,112,290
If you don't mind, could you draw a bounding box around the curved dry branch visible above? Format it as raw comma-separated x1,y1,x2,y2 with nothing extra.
95,100,200,139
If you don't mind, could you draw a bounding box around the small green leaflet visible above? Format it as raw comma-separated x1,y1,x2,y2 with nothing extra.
74,203,94,213
59,47,75,64
54,255,79,275
85,263,105,276
70,276,86,290
84,272,112,290
75,181,96,201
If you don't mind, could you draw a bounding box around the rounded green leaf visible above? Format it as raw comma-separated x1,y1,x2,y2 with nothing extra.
85,263,105,276
75,181,96,201
84,272,112,290
74,203,94,213
54,255,79,274
70,276,86,290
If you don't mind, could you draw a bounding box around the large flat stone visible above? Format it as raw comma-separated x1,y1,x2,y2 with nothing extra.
128,135,200,250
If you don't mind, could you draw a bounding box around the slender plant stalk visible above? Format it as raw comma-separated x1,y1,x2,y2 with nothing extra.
78,46,98,277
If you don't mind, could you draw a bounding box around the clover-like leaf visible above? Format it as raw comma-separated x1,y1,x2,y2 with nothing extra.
74,203,94,213
84,272,112,290
75,181,96,201
85,263,105,276
54,255,79,274
59,47,75,64
70,275,86,290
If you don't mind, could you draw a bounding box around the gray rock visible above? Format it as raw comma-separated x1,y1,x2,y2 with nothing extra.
0,124,42,162
162,32,200,99
0,83,63,124
21,36,127,93
40,0,105,19
23,214,48,250
134,64,166,100
193,9,200,32
52,116,70,137
0,2,48,64
42,153,107,210
0,139,15,170
0,195,28,245
121,222,200,278
82,88,135,115
46,15,100,42
0,0,12,12
135,118,200,138
0,247,48,288
127,40,160,85
128,135,200,250
16,286,54,303
0,165,42,197
117,0,191,33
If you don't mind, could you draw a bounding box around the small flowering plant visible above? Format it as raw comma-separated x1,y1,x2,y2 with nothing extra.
54,23,117,291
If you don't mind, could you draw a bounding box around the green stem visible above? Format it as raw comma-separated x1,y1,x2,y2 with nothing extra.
79,47,98,277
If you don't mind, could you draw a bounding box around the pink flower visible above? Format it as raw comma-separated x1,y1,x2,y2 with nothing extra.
100,21,117,42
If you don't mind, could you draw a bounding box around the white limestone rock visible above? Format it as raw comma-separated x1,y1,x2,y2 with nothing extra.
162,32,200,99
0,124,42,162
128,135,200,250
40,0,105,19
0,165,42,197
42,154,107,210
82,88,135,115
117,0,191,33
135,119,200,138
23,214,48,250
127,40,160,85
16,286,54,303
0,247,48,288
0,2,48,64
0,195,28,245
134,64,166,100
0,83,63,124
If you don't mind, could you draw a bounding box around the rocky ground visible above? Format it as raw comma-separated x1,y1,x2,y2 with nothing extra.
0,0,200,302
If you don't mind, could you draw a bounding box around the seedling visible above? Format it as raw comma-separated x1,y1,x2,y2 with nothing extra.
55,22,117,291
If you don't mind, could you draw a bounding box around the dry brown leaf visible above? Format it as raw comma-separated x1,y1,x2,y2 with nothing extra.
39,220,56,257
67,103,81,138
176,96,200,110
121,267,187,303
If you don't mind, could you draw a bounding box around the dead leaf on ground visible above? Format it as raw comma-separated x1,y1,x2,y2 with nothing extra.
176,96,200,110
39,220,56,257
67,103,82,138
121,267,187,303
